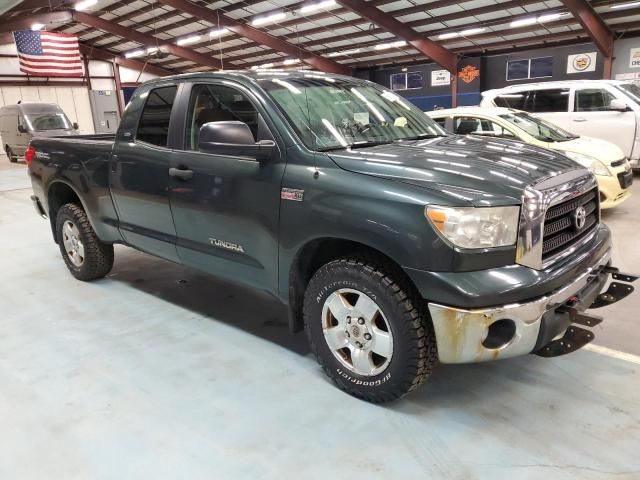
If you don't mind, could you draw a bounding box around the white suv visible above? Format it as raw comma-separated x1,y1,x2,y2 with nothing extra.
481,80,640,168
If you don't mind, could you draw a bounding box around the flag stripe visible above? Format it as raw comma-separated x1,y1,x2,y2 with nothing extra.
14,30,83,77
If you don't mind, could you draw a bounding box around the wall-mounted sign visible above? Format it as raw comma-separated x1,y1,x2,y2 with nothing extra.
567,52,597,74
630,47,640,68
431,69,451,86
616,72,640,80
458,65,480,84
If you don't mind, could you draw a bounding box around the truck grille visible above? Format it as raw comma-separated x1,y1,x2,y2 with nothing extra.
542,188,598,259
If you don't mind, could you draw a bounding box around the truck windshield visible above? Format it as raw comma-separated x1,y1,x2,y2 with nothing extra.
616,83,640,104
498,111,578,142
259,75,446,150
26,113,73,131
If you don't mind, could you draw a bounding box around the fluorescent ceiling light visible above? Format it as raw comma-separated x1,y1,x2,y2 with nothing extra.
460,27,486,35
299,0,336,14
176,35,201,46
375,40,407,50
31,23,44,31
74,0,97,11
283,58,301,65
327,48,360,57
125,49,145,58
538,13,563,22
146,47,159,54
209,28,229,38
438,32,459,40
510,17,538,27
251,12,287,26
610,1,640,8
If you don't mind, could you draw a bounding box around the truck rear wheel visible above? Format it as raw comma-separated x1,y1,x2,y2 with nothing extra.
55,203,114,281
5,146,17,163
304,255,437,403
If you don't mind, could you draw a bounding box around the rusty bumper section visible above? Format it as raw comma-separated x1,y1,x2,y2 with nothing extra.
427,249,637,364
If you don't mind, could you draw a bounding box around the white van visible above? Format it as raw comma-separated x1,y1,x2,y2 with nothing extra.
481,80,640,168
0,102,79,162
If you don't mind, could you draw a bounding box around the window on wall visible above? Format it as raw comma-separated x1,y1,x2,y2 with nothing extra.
390,72,423,90
506,57,553,81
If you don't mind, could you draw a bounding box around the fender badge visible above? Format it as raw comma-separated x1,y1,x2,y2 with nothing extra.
281,188,304,202
209,238,245,253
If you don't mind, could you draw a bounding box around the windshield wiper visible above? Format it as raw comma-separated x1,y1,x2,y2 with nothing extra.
347,140,394,149
399,133,446,141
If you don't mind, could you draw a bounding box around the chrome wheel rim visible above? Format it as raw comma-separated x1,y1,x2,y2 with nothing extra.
321,288,393,376
62,220,84,267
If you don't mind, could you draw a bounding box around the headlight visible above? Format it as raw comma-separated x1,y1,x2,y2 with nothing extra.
562,151,610,176
425,205,520,249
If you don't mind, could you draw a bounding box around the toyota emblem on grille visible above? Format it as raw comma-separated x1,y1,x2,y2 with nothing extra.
573,205,587,230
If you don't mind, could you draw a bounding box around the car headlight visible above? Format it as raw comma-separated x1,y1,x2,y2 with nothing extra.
562,151,610,176
425,205,520,249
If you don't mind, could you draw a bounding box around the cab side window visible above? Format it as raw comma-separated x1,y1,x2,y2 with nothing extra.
453,117,514,138
528,89,569,113
494,92,527,109
136,86,177,147
185,84,262,151
575,88,616,112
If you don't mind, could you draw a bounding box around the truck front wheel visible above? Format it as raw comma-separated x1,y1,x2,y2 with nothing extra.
303,256,437,403
55,203,114,281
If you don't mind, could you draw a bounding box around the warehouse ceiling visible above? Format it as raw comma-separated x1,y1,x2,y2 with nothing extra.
2,0,639,75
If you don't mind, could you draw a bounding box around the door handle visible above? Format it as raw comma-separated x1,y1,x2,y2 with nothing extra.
573,117,587,122
169,167,193,180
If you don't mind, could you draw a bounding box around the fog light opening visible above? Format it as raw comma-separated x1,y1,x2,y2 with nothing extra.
482,319,516,349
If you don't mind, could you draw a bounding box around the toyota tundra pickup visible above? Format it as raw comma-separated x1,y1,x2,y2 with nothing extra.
27,71,637,403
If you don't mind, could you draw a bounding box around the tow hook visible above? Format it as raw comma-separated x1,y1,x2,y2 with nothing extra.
590,267,638,308
535,267,638,358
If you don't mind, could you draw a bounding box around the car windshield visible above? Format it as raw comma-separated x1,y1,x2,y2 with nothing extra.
616,83,640,104
259,75,446,151
498,111,578,142
26,113,73,131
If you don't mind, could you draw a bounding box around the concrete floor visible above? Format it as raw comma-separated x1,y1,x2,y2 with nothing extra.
1,155,639,480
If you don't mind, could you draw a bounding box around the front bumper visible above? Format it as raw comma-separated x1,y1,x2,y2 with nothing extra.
428,248,614,363
598,168,632,209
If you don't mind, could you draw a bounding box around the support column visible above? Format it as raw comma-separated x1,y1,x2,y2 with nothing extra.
603,55,613,80
451,70,458,108
112,60,123,115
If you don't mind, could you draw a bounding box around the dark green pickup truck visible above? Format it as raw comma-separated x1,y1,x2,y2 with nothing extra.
27,71,637,402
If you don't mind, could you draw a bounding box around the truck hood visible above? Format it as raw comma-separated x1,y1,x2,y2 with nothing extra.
544,135,625,164
328,135,583,205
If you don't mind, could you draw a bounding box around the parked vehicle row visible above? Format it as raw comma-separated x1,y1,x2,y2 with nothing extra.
481,80,640,169
428,106,633,209
27,71,637,403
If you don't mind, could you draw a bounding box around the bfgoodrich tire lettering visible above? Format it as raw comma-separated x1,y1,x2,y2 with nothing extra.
304,255,437,403
56,203,114,281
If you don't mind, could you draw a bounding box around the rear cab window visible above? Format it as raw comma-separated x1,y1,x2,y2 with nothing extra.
136,85,178,147
494,92,528,109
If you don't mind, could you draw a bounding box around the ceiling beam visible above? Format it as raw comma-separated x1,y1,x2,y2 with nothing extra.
336,0,457,72
156,0,351,74
72,10,223,70
0,10,72,33
559,0,614,56
78,44,176,77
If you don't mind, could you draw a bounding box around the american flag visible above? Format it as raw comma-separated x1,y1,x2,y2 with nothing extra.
13,30,83,77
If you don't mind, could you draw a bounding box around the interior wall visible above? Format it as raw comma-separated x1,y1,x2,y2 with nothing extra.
613,37,640,80
480,42,604,90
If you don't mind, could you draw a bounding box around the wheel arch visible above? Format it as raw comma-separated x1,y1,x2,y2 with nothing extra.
287,237,421,333
47,180,92,244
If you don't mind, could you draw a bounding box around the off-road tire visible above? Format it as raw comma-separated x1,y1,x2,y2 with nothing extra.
56,203,114,281
304,255,437,403
5,146,17,163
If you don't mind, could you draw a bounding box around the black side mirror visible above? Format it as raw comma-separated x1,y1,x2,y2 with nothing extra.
198,121,275,161
73,122,79,130
18,125,27,133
